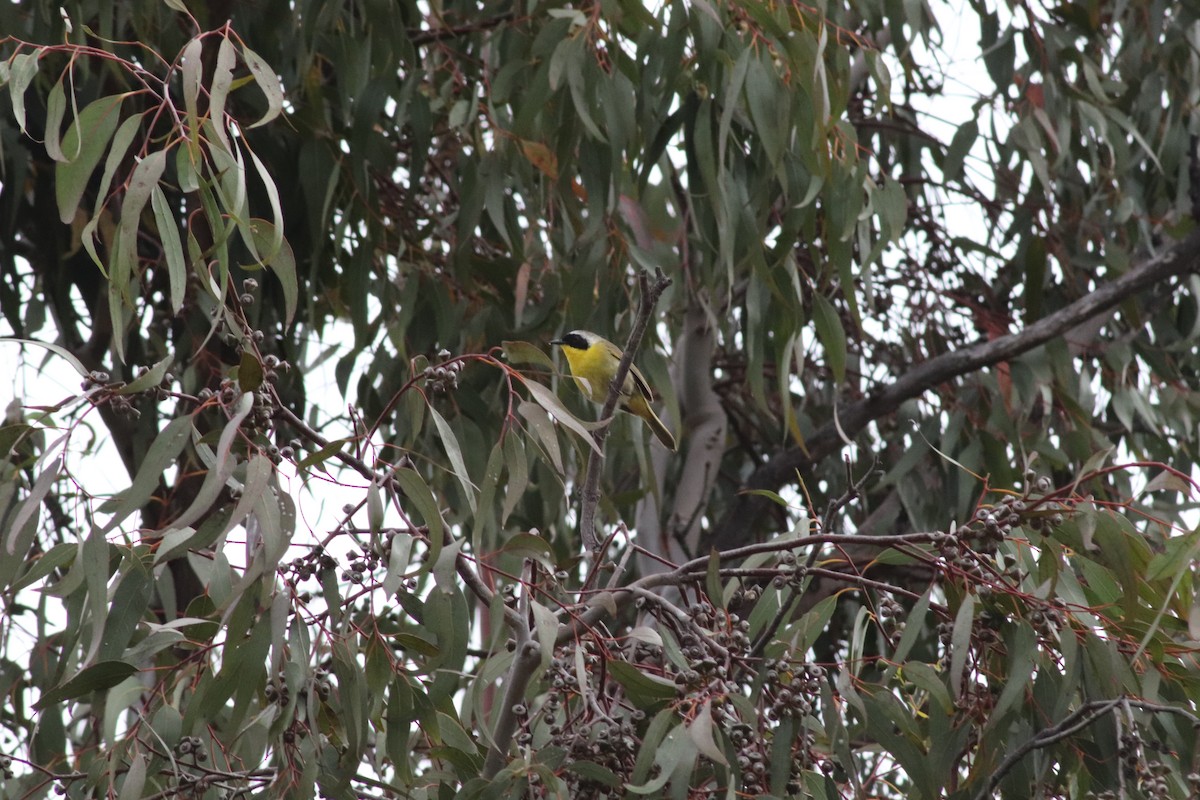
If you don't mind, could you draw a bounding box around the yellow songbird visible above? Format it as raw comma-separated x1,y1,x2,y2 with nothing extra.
551,330,677,451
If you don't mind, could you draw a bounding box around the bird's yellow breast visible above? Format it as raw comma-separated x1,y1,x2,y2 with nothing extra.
559,341,624,403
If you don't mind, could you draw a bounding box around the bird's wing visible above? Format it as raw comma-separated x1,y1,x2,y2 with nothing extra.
601,338,655,400
628,363,655,401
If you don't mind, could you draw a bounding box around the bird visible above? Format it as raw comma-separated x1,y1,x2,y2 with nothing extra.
550,330,677,451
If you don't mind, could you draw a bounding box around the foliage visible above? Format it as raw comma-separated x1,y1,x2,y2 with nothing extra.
2,0,1200,798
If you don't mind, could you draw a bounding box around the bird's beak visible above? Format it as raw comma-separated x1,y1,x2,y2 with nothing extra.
550,339,564,346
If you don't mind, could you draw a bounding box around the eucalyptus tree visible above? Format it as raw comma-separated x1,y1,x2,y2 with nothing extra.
2,1,1199,797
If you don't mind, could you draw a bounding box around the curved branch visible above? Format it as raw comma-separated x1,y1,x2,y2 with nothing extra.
706,228,1200,550
964,696,1200,800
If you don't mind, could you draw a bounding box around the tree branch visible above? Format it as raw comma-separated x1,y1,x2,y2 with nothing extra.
965,697,1192,800
481,638,540,778
481,562,542,780
559,529,952,644
578,269,672,553
706,229,1200,551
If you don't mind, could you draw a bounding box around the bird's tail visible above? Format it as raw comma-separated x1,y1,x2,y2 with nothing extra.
645,410,677,451
624,395,677,451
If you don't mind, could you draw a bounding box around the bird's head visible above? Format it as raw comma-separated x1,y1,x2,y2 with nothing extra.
550,330,597,352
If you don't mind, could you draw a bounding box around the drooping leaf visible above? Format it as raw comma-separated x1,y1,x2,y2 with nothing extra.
241,43,286,128
5,455,61,556
57,94,126,224
607,660,677,710
34,661,139,710
811,291,847,385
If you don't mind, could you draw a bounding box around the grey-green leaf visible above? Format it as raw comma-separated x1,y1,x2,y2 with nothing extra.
57,94,126,224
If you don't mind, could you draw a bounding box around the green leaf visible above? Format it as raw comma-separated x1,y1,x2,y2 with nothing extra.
206,35,237,151
7,49,43,134
987,623,1037,724
565,761,621,788
237,350,264,392
626,723,697,795
43,77,67,162
176,144,203,201
607,660,677,710
367,479,384,533
381,533,413,598
11,542,76,593
745,53,786,167
811,292,847,385
118,354,174,395
980,16,1015,88
118,754,148,800
99,558,152,661
686,698,727,765
5,455,61,556
530,600,558,672
787,593,838,652
900,661,952,715
497,531,555,565
705,548,723,611
435,710,479,755
181,36,203,129
394,468,444,567
720,47,752,167
167,392,253,531
875,174,908,244
115,148,169,291
245,219,298,325
523,380,602,455
769,717,798,793
743,488,793,507
1,337,89,378
295,438,349,471
500,432,528,526
222,453,275,539
98,415,192,533
57,94,126,224
249,150,285,251
631,707,676,783
502,340,554,368
150,185,187,314
517,399,564,474
33,660,138,710
887,584,933,667
184,599,271,727
949,593,975,698
241,43,285,128
428,405,477,513
943,119,978,183
860,689,936,797
392,631,439,657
